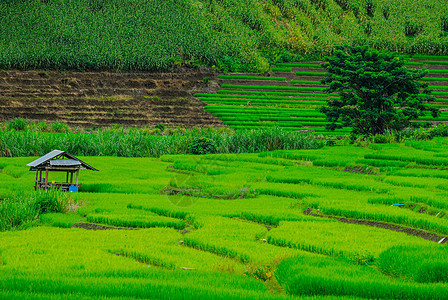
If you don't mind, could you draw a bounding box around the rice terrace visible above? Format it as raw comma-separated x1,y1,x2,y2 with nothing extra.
3,0,448,299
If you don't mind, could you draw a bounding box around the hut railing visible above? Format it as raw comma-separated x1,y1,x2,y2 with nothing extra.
34,180,79,191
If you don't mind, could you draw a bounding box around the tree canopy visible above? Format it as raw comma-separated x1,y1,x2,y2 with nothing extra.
320,45,439,136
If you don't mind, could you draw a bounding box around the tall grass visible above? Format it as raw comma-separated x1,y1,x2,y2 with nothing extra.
0,126,323,157
0,190,75,231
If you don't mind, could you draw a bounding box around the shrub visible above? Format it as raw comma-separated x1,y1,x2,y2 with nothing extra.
428,124,448,138
37,121,48,132
7,118,27,131
324,137,336,146
188,137,217,155
51,122,70,133
372,134,389,143
155,124,165,131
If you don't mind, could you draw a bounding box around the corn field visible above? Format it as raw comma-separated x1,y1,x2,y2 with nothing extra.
0,0,447,72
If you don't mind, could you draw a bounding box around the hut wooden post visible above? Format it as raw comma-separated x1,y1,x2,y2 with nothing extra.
34,170,39,191
45,169,49,190
76,170,79,186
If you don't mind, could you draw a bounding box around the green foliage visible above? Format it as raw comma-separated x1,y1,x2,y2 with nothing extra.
188,137,218,155
155,124,165,131
50,122,70,133
35,189,73,214
7,118,27,131
324,137,337,146
320,45,439,135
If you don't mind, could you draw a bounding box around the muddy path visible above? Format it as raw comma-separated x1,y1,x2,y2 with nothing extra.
72,222,136,230
303,209,448,244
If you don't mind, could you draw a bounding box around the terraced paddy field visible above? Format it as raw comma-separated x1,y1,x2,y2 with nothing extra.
2,139,448,299
0,70,223,128
2,55,448,134
197,55,448,134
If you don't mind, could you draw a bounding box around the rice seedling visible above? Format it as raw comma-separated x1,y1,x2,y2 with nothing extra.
275,63,323,68
86,214,186,230
271,68,292,72
295,72,327,76
218,75,286,81
276,254,448,299
220,84,326,91
195,93,330,100
39,213,84,228
290,80,324,85
378,245,448,283
217,90,330,97
421,77,448,82
424,61,448,65
4,136,448,298
267,219,431,263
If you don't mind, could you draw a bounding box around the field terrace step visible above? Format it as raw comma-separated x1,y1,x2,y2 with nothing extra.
0,70,215,99
0,70,224,128
0,99,223,128
424,74,448,79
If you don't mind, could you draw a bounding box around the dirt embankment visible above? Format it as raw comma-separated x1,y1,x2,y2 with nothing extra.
0,70,222,128
303,208,448,244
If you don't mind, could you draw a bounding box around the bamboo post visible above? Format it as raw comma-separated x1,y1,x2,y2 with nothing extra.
75,170,79,186
66,171,69,183
70,171,73,184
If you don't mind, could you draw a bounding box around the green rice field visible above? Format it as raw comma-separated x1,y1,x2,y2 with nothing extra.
198,55,448,134
2,138,448,299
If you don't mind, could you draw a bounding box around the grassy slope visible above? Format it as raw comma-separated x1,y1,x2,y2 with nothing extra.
1,0,448,72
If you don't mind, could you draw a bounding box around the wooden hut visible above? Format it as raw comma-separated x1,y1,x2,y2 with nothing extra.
27,150,98,192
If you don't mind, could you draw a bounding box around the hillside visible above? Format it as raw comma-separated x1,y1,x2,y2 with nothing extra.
1,0,448,72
